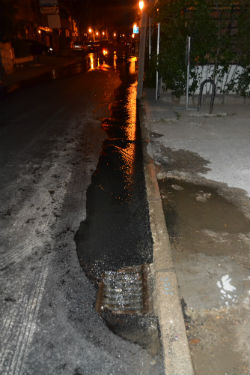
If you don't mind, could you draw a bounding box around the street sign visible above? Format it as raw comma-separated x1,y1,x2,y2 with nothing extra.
39,0,58,5
39,0,59,14
133,25,139,34
40,6,59,15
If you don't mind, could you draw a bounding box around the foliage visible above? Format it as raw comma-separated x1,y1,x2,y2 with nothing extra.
237,0,250,67
149,0,250,97
236,66,250,96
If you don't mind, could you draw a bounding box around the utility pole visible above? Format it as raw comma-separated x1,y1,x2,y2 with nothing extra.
148,16,152,60
155,22,160,100
185,36,191,110
137,7,147,99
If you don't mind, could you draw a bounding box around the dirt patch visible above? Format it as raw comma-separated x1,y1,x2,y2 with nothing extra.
185,305,250,375
154,145,211,175
159,177,250,375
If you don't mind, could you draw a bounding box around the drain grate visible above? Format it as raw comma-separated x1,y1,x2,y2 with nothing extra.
96,265,152,315
96,265,161,357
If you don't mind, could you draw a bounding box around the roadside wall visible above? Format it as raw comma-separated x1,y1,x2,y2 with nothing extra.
0,42,15,74
190,64,250,96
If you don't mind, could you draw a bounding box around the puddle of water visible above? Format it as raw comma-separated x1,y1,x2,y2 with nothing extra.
75,60,152,281
216,274,237,306
159,177,250,306
159,177,250,374
160,178,249,238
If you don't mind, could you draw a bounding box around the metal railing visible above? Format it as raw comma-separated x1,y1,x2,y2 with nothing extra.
197,79,216,114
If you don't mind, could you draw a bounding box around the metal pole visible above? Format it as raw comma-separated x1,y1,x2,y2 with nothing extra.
155,22,160,101
156,71,159,101
185,36,191,110
149,16,152,60
137,10,147,100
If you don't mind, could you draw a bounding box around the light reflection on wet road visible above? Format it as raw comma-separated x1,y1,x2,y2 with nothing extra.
75,56,153,280
0,52,161,375
6,50,121,93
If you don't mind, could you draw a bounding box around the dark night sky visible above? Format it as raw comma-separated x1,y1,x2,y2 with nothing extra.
81,0,138,30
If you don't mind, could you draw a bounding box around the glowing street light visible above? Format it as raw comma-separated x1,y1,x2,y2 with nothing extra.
137,0,146,99
96,31,99,36
139,1,144,10
133,23,139,34
88,27,92,33
113,32,117,37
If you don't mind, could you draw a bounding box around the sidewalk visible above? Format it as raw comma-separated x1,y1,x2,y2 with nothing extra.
142,89,250,375
2,54,84,91
144,89,250,205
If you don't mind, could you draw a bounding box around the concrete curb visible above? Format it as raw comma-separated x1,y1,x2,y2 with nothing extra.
138,100,194,375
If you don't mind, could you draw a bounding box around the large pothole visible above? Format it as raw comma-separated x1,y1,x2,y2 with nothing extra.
74,62,162,366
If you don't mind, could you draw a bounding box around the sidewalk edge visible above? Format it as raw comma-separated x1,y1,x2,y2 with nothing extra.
3,56,84,93
138,99,194,375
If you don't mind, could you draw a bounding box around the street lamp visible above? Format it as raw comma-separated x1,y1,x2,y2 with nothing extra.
137,0,146,99
88,27,95,41
139,1,144,10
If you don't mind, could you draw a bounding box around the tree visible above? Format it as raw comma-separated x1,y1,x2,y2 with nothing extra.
237,0,250,67
149,0,250,97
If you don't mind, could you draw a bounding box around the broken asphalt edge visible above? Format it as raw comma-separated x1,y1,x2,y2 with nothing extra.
137,99,194,375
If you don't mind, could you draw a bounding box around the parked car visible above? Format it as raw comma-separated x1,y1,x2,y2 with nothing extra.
12,39,54,58
26,40,54,56
71,41,87,52
87,41,102,52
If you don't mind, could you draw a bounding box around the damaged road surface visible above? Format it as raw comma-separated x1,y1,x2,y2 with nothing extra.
75,70,153,277
0,57,162,375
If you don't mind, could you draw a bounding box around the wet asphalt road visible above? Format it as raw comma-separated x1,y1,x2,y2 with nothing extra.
75,61,153,281
0,54,162,374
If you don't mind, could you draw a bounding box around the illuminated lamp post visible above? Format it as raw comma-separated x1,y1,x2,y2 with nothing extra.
139,1,144,10
137,0,147,99
88,27,95,41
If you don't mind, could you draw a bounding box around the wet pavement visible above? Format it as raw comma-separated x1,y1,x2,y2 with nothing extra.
75,60,153,281
73,57,163,363
159,177,250,374
143,89,250,374
5,53,101,94
0,52,163,375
